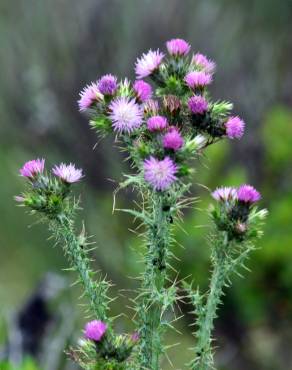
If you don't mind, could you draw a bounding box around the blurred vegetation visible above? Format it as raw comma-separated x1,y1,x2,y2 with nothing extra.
0,359,40,370
1,0,292,369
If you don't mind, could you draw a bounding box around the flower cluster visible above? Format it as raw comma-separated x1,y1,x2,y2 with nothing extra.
16,159,83,213
16,38,267,370
79,38,246,193
82,320,138,363
211,184,262,240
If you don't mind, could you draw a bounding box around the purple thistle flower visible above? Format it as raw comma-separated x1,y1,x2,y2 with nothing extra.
109,97,143,134
144,156,177,191
166,38,191,56
78,82,103,111
84,320,107,342
133,80,153,102
184,71,212,89
20,159,45,178
212,187,238,202
237,185,261,203
192,53,216,74
147,115,168,132
52,163,83,183
163,127,184,151
225,116,245,139
98,74,118,95
135,49,164,79
188,95,208,114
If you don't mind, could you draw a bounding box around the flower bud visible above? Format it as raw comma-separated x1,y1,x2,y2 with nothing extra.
163,95,181,114
143,99,159,116
184,135,207,153
235,222,247,234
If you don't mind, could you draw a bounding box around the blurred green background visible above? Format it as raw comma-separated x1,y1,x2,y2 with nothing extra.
1,0,292,369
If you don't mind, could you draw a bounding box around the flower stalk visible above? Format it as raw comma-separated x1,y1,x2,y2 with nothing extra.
138,191,173,369
187,189,267,370
190,233,229,370
51,212,111,325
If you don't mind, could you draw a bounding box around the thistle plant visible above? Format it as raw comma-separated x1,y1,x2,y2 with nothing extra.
16,38,267,370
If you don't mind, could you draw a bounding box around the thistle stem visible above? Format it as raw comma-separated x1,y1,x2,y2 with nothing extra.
138,192,172,370
49,213,111,325
192,234,228,370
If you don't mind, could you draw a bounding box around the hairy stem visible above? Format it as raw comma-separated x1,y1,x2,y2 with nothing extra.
138,192,172,370
49,213,111,325
192,234,228,370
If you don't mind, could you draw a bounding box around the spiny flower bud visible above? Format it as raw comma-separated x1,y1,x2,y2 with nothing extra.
144,99,159,116
184,135,207,153
256,209,269,220
163,95,181,114
118,78,132,97
235,222,247,234
133,139,150,158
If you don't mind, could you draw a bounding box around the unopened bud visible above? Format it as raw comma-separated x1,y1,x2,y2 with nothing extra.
144,99,159,116
163,95,181,114
235,222,247,234
185,135,207,153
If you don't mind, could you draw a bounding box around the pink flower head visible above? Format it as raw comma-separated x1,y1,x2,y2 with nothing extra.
192,53,216,74
144,156,177,191
133,80,153,102
109,97,143,134
52,163,83,183
135,49,164,79
212,187,238,202
166,38,191,56
84,320,107,342
163,127,184,151
147,115,168,132
184,71,212,89
98,74,118,95
20,159,45,178
78,82,103,111
225,116,245,139
237,185,261,203
188,95,208,114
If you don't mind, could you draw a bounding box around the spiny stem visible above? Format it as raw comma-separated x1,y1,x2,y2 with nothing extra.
191,234,228,370
50,213,111,327
138,192,172,370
